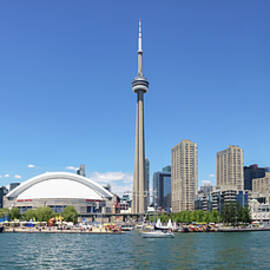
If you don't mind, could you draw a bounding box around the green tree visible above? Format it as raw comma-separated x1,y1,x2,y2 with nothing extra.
204,211,211,223
23,209,37,221
0,208,9,218
197,210,205,223
9,207,21,220
210,210,220,223
191,211,198,222
62,206,78,224
35,207,55,222
221,203,238,225
242,206,251,224
160,213,169,223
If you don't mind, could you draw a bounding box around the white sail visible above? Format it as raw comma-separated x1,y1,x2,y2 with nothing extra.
156,218,162,228
167,219,172,229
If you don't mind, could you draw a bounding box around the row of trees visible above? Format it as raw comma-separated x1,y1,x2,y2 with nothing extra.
221,203,251,225
150,210,221,224
149,203,251,225
0,206,78,224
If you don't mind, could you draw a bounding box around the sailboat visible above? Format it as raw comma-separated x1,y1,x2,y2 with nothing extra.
141,218,175,238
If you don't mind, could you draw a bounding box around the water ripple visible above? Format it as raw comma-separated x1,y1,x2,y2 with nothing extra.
0,231,270,269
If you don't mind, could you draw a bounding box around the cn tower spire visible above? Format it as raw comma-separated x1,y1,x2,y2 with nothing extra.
132,19,149,214
138,19,142,53
137,19,143,76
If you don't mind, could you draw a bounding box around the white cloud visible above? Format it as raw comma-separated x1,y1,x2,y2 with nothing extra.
89,171,133,196
65,166,78,171
27,164,35,168
202,180,211,186
14,174,22,179
4,174,10,178
0,175,2,178
209,174,215,178
91,172,122,181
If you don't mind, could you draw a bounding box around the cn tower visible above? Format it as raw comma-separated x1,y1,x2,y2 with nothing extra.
132,19,149,214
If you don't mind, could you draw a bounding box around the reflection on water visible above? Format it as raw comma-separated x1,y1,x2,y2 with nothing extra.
0,231,270,270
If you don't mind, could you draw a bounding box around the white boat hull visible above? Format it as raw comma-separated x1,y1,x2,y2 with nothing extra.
141,231,175,238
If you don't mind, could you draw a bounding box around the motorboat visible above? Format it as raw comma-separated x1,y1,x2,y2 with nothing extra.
121,224,134,231
141,230,175,238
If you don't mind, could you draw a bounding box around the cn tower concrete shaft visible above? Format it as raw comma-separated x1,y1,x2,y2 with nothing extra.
132,20,149,214
133,91,146,214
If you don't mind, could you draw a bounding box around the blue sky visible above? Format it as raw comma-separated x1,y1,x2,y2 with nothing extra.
0,1,269,194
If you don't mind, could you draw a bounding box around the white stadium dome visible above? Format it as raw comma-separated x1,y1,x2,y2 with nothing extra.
7,172,113,200
4,172,113,216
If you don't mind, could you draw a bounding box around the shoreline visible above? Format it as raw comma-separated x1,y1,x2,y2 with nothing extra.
2,228,124,234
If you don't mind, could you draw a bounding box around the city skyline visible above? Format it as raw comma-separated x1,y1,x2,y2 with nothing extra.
0,1,270,195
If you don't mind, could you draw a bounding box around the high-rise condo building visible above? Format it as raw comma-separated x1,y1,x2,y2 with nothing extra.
132,20,149,214
216,145,244,190
171,139,198,212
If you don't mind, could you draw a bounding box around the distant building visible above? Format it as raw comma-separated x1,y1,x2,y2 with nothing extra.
171,140,198,212
8,183,20,192
119,194,132,213
152,169,171,212
216,145,244,190
244,165,269,191
253,172,270,197
199,183,213,195
77,164,86,177
195,182,213,211
145,158,150,207
211,189,249,213
162,166,171,173
0,186,8,208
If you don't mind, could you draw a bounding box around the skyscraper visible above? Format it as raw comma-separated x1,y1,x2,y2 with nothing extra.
132,20,149,214
171,139,198,212
152,169,171,212
216,145,244,190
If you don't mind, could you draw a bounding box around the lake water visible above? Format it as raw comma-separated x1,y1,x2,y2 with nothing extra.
0,231,269,269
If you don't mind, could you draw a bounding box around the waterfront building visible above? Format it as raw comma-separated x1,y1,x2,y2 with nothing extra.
145,158,150,207
195,182,213,211
0,186,8,208
216,145,244,190
3,172,113,215
253,172,270,198
152,168,171,212
211,189,249,213
171,139,198,212
244,164,269,191
132,20,149,214
119,194,132,214
249,199,270,224
195,193,212,212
